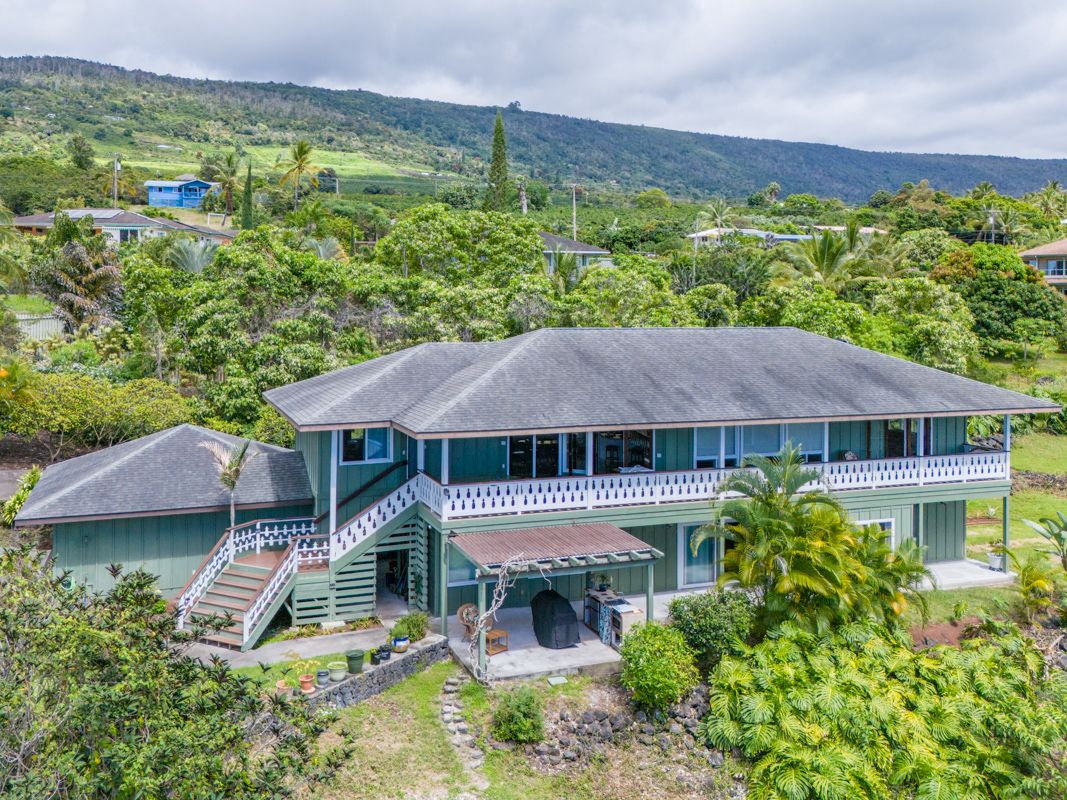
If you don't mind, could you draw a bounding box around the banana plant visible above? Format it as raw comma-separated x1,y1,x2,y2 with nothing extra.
1022,513,1067,574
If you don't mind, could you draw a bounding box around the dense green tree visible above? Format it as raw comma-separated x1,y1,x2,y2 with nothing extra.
483,111,509,212
932,243,1067,345
240,161,254,228
634,188,671,208
65,133,95,170
0,546,341,798
564,256,698,327
897,227,965,270
738,280,873,345
683,283,737,327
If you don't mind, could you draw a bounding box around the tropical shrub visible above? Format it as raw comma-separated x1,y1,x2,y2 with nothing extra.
6,372,191,458
0,546,344,798
391,611,428,642
0,465,40,527
491,686,545,743
667,589,754,672
619,621,699,709
700,621,1067,800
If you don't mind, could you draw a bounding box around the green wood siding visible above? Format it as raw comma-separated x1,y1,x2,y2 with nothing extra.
295,430,410,522
829,421,885,460
929,417,967,456
655,428,694,471
51,503,313,596
924,501,966,562
846,502,916,551
449,436,508,482
424,439,442,481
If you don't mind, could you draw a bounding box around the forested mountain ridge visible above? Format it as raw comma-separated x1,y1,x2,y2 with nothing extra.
1,54,1066,200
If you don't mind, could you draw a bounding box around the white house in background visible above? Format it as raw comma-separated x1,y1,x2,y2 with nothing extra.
687,227,813,247
12,208,235,245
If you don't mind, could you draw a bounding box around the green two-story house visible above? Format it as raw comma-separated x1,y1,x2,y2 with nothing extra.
15,327,1055,651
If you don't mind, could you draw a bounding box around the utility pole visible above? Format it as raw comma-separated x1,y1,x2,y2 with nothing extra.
112,154,121,205
571,183,578,240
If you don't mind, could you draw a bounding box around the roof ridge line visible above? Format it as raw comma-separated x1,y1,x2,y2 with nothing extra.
196,424,288,453
306,343,431,422
25,425,186,515
413,329,548,430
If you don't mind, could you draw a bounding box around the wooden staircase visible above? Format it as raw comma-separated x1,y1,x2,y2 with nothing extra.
188,560,274,649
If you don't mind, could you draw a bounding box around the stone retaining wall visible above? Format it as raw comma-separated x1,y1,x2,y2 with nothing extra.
308,634,450,710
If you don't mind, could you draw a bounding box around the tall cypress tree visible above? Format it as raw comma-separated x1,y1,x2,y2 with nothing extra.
240,162,254,229
483,111,509,211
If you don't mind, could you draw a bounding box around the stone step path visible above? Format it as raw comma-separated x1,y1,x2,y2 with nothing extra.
440,673,487,792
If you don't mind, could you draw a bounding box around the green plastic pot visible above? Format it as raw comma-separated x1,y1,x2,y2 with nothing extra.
346,649,365,674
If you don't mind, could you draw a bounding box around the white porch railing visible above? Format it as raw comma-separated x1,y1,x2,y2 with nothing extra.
435,451,1010,520
174,516,316,629
243,533,329,642
329,473,438,562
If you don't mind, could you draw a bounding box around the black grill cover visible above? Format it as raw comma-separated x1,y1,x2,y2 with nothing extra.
530,589,579,649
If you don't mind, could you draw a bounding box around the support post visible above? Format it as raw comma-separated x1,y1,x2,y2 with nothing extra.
477,580,487,674
585,431,593,475
645,561,655,622
718,426,726,470
417,439,425,472
915,503,925,554
439,532,450,636
821,422,829,463
441,439,450,485
1001,495,1010,566
1003,414,1011,451
328,430,338,535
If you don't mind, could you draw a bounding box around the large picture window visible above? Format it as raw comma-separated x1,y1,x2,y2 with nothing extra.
508,434,562,479
595,430,653,473
340,427,392,464
784,422,824,462
742,424,780,457
694,426,738,469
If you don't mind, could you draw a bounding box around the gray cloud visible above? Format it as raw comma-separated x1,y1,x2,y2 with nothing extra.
3,0,1067,157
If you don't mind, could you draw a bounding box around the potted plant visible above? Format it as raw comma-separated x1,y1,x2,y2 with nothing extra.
988,542,1006,572
595,573,612,592
294,659,317,695
315,668,330,688
391,619,410,653
327,661,348,682
370,649,382,666
275,678,289,697
346,649,365,674
377,644,392,662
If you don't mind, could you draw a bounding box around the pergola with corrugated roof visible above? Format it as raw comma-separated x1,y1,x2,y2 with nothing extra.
450,522,662,671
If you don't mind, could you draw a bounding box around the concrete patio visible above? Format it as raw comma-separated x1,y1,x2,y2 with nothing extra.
922,558,1014,591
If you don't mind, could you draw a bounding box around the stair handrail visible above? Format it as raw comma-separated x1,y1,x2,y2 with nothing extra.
174,516,315,630
175,528,234,629
329,474,432,561
242,541,299,643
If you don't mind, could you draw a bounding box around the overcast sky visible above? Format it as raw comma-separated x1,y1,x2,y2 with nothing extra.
3,0,1066,158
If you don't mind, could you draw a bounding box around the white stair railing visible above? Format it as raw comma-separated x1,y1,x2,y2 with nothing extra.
175,516,316,629
330,475,439,561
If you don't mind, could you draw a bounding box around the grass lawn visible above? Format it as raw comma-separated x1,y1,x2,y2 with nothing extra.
967,489,1066,562
1010,432,1067,475
2,294,52,314
910,585,1021,627
311,661,470,800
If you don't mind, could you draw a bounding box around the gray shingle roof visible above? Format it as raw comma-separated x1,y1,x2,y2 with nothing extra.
15,424,312,524
539,232,610,254
264,327,1058,435
12,209,235,240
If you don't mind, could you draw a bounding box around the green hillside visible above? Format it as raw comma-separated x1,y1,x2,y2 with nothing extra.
1,54,1066,201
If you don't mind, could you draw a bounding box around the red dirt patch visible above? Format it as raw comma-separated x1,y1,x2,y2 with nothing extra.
911,617,981,648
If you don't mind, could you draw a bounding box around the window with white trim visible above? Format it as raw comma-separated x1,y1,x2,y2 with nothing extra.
694,426,738,469
339,427,392,464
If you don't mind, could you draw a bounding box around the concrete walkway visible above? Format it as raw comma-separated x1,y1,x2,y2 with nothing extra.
187,624,395,668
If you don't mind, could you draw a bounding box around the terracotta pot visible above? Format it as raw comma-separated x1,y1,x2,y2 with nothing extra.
275,679,289,696
298,673,315,694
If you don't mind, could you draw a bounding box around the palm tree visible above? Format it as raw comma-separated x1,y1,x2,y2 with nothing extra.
544,247,581,295
775,229,854,291
0,201,27,292
278,140,320,209
304,236,342,259
695,196,732,235
969,181,997,200
214,151,241,217
166,238,218,273
1030,180,1065,220
200,438,258,529
50,241,122,332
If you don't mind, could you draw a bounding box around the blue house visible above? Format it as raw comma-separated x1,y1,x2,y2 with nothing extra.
145,176,217,209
